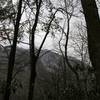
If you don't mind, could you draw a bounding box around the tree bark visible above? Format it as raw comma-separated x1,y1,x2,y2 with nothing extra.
81,0,100,91
4,0,22,100
28,0,42,100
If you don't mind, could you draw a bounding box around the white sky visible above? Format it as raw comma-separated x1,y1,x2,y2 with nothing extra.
17,0,83,53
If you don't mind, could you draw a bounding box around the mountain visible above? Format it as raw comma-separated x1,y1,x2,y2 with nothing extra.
0,46,93,100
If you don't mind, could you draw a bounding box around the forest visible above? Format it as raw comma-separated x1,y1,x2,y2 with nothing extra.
0,0,100,100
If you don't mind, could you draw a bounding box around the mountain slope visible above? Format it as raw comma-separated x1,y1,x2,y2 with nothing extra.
0,46,92,100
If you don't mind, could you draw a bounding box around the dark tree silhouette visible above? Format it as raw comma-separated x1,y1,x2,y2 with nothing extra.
81,0,100,92
28,1,58,100
28,0,42,100
4,0,23,100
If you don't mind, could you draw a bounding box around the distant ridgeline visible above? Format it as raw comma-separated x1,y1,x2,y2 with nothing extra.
0,46,95,100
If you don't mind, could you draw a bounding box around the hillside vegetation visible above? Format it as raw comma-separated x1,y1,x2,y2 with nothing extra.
0,46,95,100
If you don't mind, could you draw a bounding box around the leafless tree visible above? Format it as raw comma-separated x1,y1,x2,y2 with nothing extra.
81,0,100,96
4,0,23,100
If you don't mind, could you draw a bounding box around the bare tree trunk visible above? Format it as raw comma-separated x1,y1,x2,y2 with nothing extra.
4,0,22,100
81,0,100,93
28,0,42,100
64,0,81,91
28,2,60,100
